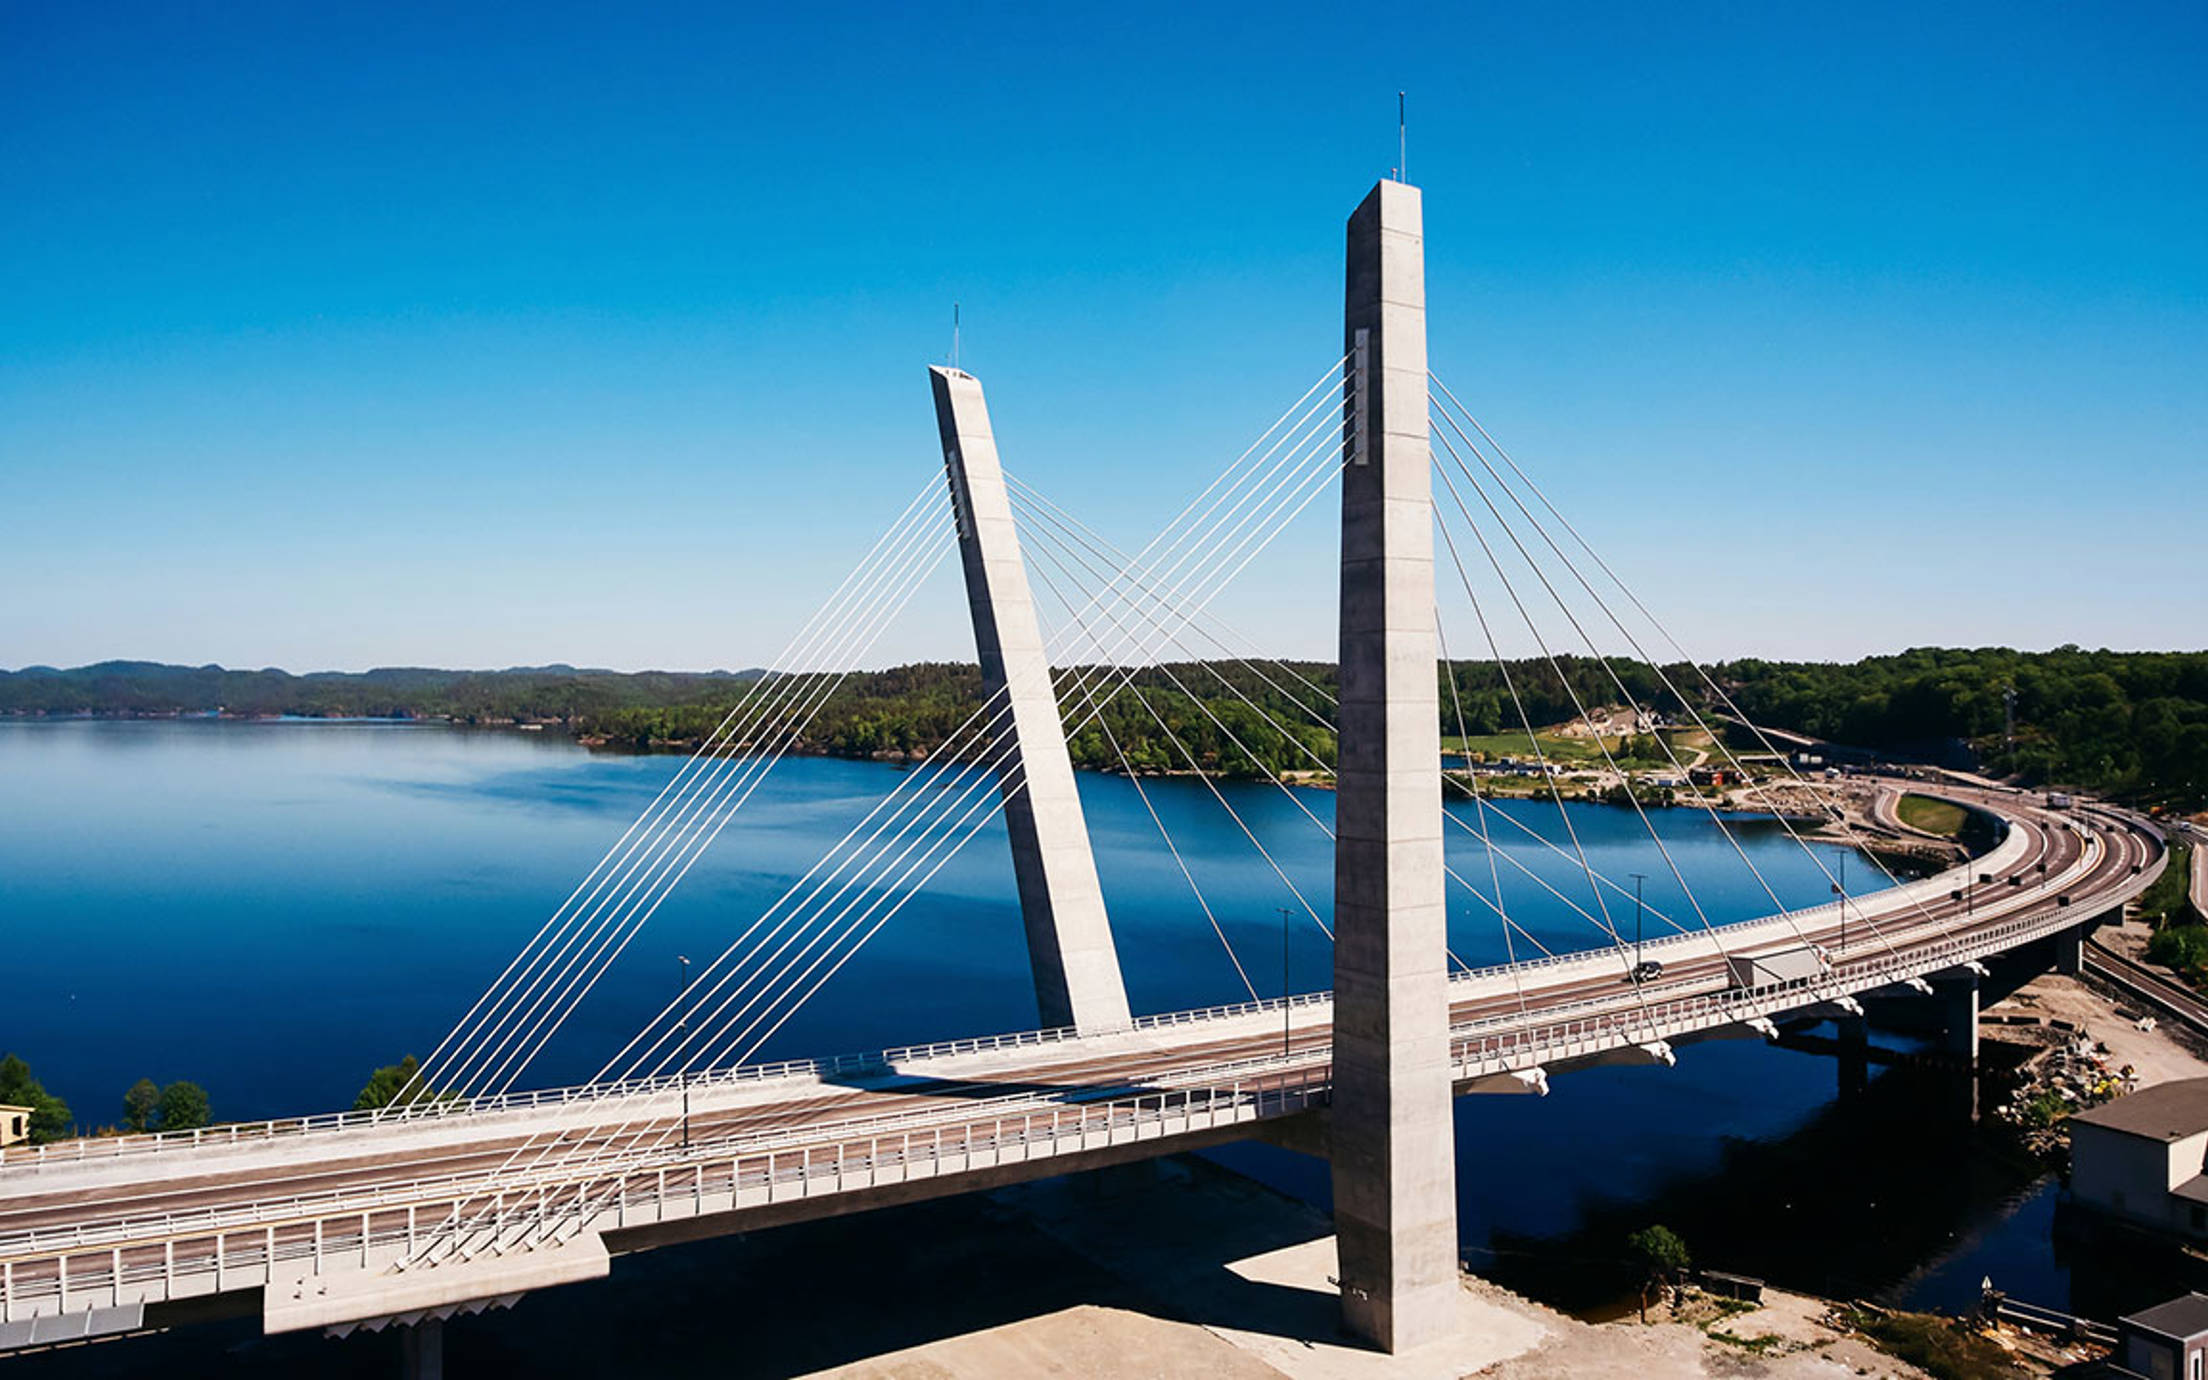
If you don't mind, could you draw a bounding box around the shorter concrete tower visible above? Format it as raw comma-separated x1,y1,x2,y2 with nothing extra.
930,366,1132,1035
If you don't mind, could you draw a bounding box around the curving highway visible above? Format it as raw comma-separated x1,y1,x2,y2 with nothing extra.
0,785,2167,1347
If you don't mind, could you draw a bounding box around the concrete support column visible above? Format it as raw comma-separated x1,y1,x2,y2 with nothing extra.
930,367,1132,1035
1835,1016,1869,1099
399,1319,443,1380
1935,974,1981,1122
2052,923,2083,977
1935,976,1981,1064
1328,178,1459,1354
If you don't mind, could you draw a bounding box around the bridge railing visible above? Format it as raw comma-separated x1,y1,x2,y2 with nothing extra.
0,1063,1333,1321
0,821,2162,1319
0,800,2148,1174
0,1028,1346,1262
1448,858,2157,1078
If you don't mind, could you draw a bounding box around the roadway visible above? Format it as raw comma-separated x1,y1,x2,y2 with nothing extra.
0,786,2165,1344
2194,824,2207,920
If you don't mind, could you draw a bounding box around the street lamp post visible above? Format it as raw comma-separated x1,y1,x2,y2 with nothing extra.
1278,907,1294,1058
1630,873,1648,970
677,954,692,1151
1834,853,1848,955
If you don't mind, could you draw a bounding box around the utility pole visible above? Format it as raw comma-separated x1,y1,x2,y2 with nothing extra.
677,954,692,1151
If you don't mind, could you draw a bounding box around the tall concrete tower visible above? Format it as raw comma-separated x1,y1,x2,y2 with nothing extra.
1329,179,1459,1352
930,366,1133,1035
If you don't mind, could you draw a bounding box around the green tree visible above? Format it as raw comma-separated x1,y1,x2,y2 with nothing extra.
122,1078,160,1134
156,1081,211,1133
354,1055,427,1111
1626,1224,1692,1320
0,1053,73,1144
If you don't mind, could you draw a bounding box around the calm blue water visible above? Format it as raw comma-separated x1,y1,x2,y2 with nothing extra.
0,718,2152,1317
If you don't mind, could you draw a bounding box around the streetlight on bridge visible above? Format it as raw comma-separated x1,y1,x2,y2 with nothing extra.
677,954,692,1151
1833,853,1848,955
1630,873,1648,971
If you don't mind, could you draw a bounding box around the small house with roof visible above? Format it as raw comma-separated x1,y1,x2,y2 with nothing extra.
2118,1293,2208,1380
0,1104,30,1148
2070,1077,2208,1244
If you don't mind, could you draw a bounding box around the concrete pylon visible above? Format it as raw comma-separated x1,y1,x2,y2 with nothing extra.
1328,179,1460,1353
930,366,1132,1035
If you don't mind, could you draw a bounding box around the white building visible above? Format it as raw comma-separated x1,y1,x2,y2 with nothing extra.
2119,1293,2208,1380
2070,1077,2208,1244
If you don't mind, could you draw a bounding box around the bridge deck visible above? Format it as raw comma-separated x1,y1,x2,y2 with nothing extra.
0,788,2163,1340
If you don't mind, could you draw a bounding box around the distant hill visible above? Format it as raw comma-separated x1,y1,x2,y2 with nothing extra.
0,661,764,723
5,647,2203,809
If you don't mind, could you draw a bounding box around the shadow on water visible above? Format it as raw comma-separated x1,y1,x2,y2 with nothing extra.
1459,1059,2208,1323
1464,1061,2035,1315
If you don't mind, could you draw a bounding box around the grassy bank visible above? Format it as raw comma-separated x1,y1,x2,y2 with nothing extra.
1896,794,1970,837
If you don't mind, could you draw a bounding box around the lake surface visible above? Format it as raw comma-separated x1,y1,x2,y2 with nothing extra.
0,718,2174,1320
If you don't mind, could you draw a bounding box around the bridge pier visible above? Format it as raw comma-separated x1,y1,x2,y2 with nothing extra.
1328,177,1459,1356
930,366,1132,1035
399,1318,442,1380
2053,922,2083,977
1933,971,1981,1121
1835,1015,1869,1099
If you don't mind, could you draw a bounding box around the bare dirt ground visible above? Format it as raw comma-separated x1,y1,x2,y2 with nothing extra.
1472,1288,1939,1379
1988,967,2208,1088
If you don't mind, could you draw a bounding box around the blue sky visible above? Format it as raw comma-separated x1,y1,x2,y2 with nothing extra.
3,1,2202,671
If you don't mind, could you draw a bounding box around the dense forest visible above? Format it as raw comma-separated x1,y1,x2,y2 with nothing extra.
7,648,2205,808
0,661,760,723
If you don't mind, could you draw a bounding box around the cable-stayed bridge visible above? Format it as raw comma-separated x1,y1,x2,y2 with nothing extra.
0,181,2169,1367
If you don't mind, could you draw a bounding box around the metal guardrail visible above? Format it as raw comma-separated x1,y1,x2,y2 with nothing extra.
0,1072,1327,1321
2083,940,2208,1036
0,992,1351,1173
1993,1295,2119,1345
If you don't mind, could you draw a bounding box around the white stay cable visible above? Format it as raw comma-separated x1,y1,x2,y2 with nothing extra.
1017,514,1336,942
606,399,1353,1092
435,495,961,1100
406,359,1368,1257
1022,551,1260,1001
1018,488,1509,970
411,479,951,1105
1430,372,1934,947
1429,470,1638,960
1009,473,1693,941
1428,428,1742,963
1441,616,1540,1023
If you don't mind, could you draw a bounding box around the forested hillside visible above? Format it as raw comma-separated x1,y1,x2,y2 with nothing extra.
1712,646,2208,809
7,648,2204,808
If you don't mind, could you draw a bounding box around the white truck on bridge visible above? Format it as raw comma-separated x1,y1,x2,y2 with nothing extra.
1726,944,1831,990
